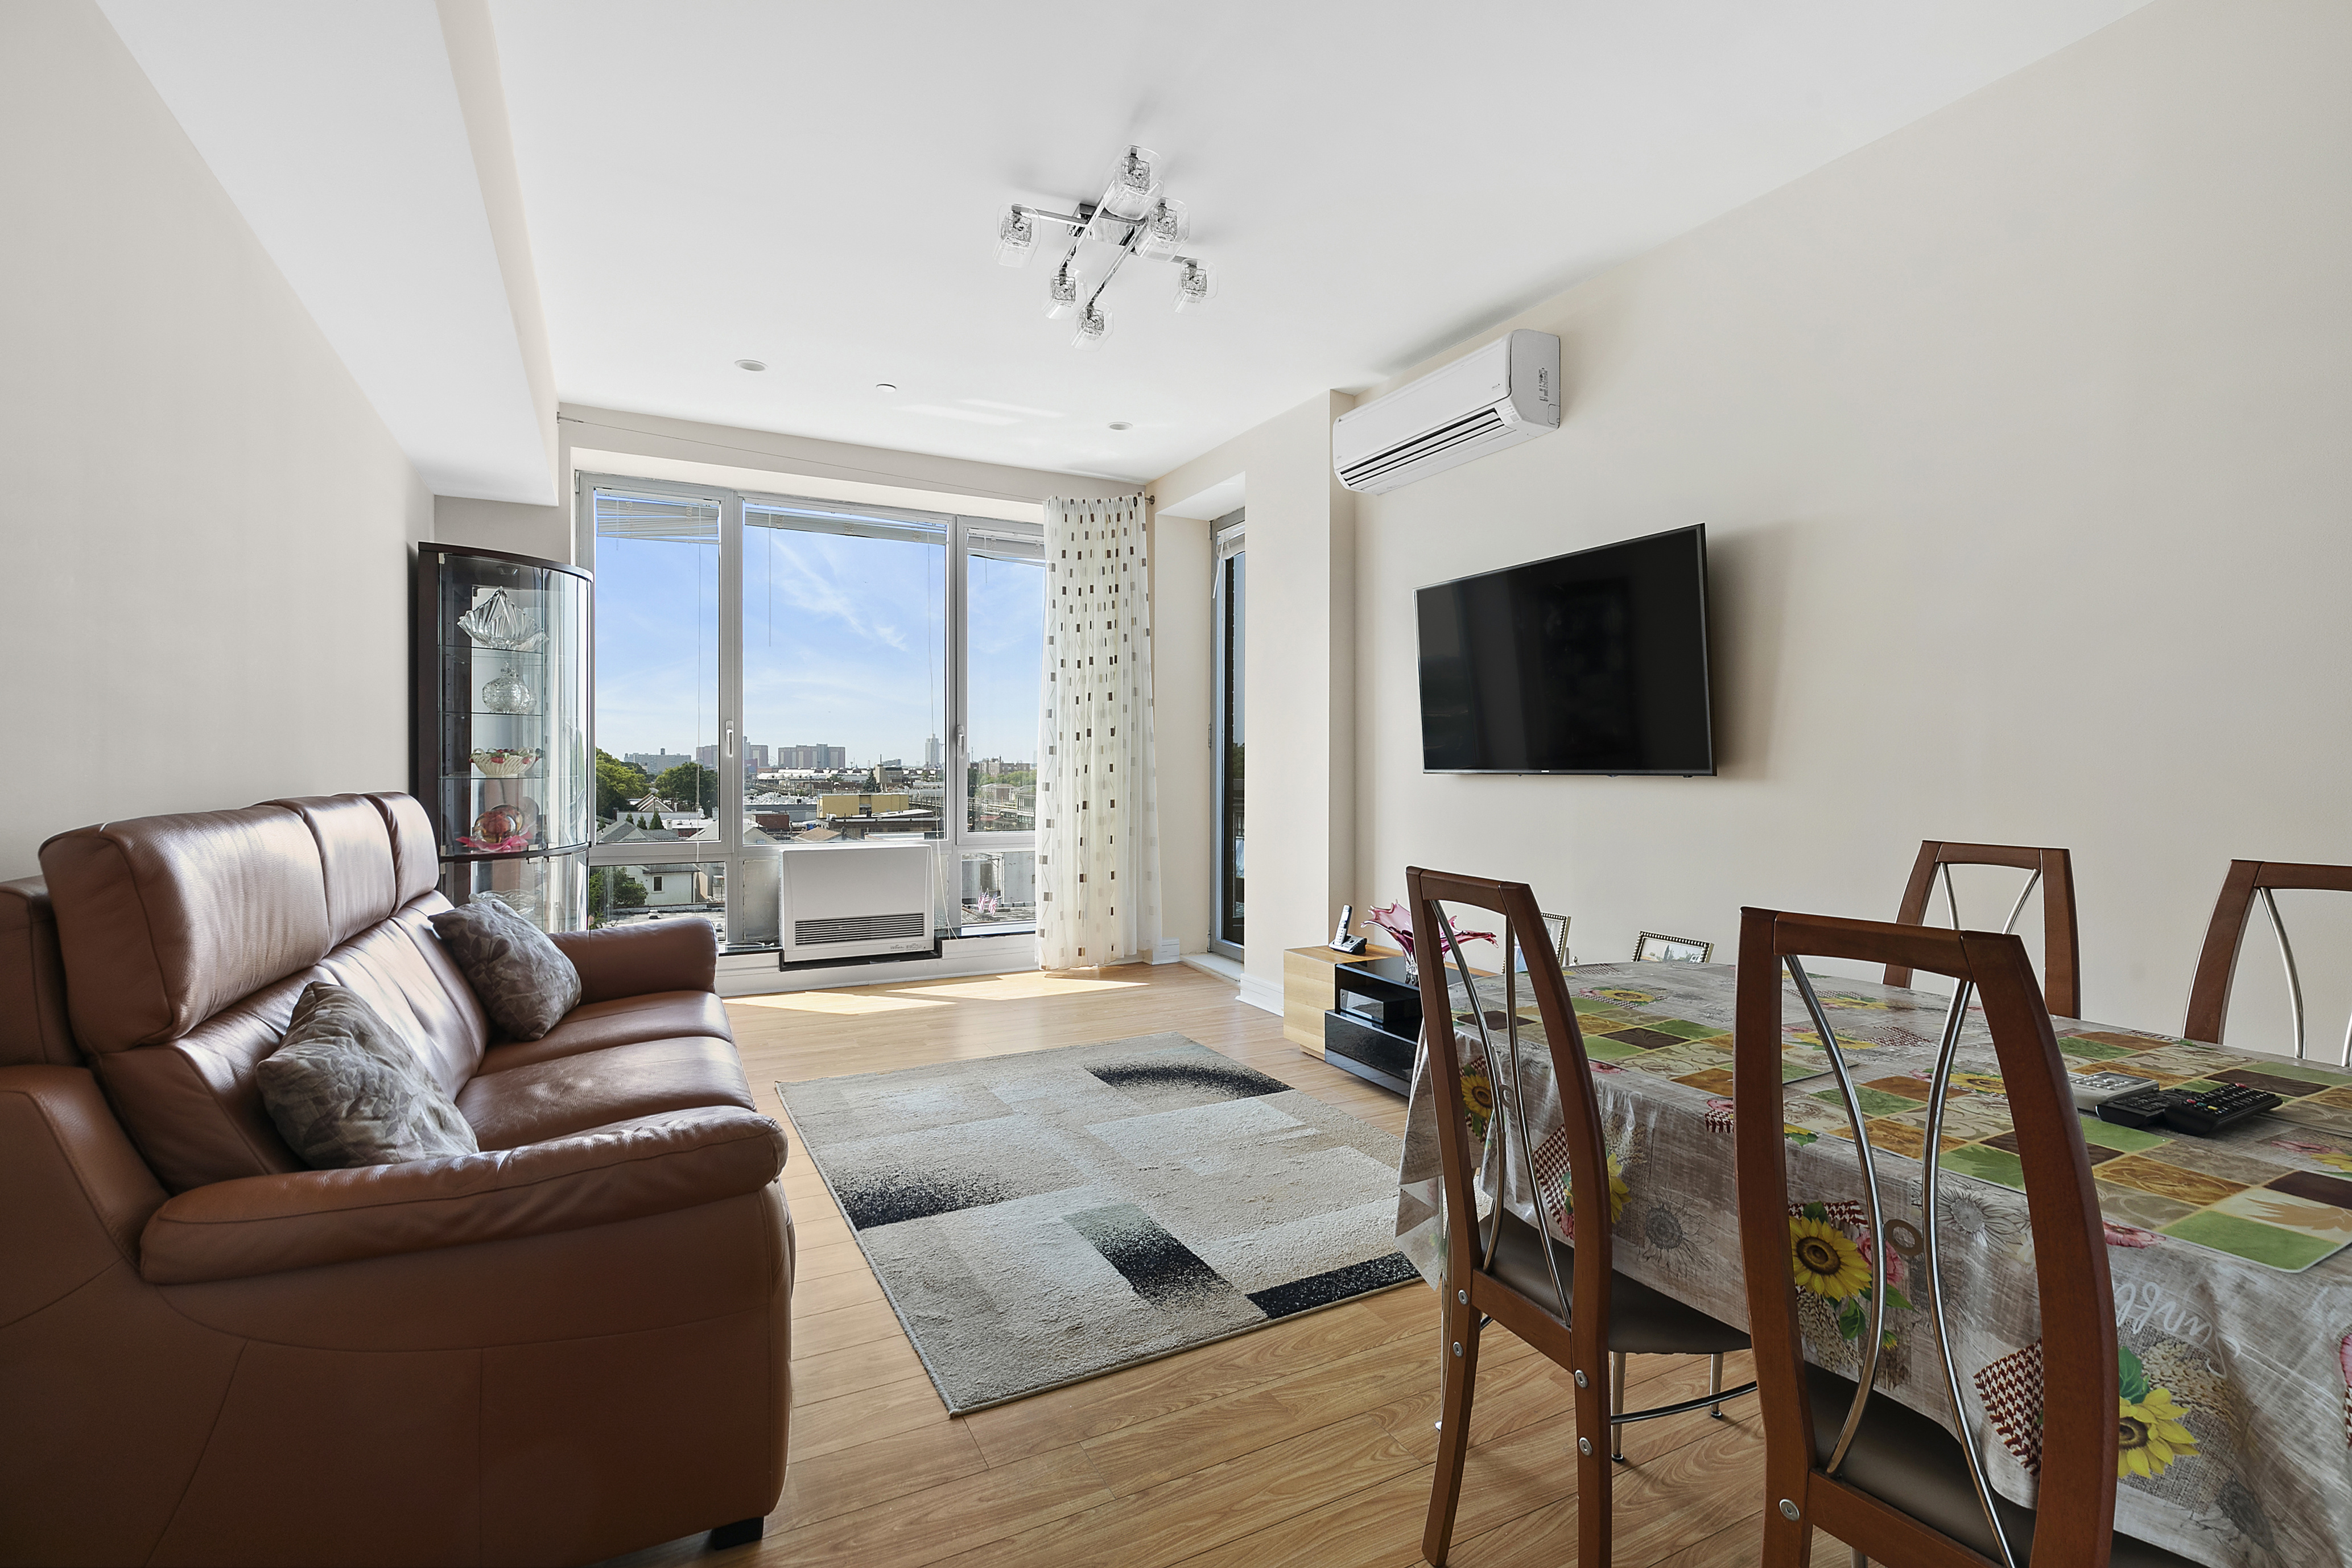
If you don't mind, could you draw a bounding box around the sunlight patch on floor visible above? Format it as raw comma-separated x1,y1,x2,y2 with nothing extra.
894,973,1150,1002
733,991,951,1016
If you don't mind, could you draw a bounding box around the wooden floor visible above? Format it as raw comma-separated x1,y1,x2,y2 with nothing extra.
606,962,1851,1568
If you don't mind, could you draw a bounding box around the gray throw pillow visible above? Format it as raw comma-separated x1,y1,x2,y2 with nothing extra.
257,981,480,1168
428,893,581,1041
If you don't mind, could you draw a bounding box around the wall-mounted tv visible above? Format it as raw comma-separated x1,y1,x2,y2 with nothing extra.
1416,524,1714,775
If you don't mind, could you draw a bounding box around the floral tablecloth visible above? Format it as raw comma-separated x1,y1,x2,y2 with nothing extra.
1394,962,2352,1567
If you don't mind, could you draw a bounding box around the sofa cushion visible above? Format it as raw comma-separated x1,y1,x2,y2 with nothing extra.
478,992,733,1075
265,796,402,948
457,1037,756,1152
41,806,333,1054
429,896,581,1042
257,983,479,1169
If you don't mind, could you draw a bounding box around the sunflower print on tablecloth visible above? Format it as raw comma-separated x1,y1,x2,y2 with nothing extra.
2117,1345,2200,1480
1458,1059,1495,1142
1788,1202,1912,1348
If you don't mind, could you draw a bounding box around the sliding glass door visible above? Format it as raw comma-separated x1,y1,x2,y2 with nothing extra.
1211,511,1245,960
583,474,1041,953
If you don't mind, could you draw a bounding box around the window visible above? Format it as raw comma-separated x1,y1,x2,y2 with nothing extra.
1212,511,1245,959
584,476,1042,951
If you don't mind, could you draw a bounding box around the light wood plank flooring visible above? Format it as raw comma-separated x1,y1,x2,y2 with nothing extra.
604,961,1850,1568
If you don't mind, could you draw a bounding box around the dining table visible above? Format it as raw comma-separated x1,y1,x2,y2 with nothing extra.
1392,959,2352,1568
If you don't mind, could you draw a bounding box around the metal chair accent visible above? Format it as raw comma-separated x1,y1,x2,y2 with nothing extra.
1410,867,1753,1568
1885,841,2082,1020
1734,906,2193,1568
2185,859,2352,1063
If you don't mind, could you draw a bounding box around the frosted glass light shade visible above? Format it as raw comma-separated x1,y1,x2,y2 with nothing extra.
1043,263,1083,319
1137,198,1189,258
1100,146,1161,219
1174,259,1215,312
995,207,1035,267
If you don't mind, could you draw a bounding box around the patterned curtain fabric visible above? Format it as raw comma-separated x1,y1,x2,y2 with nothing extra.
1037,493,1161,969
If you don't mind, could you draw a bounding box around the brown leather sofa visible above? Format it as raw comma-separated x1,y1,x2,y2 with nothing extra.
0,793,793,1567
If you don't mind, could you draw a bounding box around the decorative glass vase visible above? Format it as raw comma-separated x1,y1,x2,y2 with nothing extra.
480,664,534,714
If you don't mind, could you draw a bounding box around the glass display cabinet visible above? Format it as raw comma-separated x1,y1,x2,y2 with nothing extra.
412,546,591,931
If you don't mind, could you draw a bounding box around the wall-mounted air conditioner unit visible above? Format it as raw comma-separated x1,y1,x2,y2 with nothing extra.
1333,328,1560,494
780,843,935,964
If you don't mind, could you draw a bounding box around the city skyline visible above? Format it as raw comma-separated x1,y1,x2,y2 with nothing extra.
593,514,1045,766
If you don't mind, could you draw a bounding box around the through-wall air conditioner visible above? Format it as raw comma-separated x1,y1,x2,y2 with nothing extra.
1333,328,1561,494
780,843,935,964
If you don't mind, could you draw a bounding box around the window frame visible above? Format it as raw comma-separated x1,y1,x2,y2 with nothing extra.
577,472,1043,949
1210,509,1246,962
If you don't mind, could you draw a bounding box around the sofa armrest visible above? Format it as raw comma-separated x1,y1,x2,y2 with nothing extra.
548,919,719,1004
1,1066,169,1323
139,1105,783,1285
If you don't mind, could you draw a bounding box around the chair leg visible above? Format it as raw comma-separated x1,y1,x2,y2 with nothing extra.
1709,1351,1726,1418
1422,1295,1482,1567
1850,1550,1867,1568
1610,1351,1628,1461
1576,1347,1615,1567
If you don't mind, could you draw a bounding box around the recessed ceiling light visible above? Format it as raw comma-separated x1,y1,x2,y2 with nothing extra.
1107,421,1132,431
875,382,898,394
735,358,766,372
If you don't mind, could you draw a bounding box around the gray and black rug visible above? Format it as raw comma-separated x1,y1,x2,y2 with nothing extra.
777,1034,1417,1411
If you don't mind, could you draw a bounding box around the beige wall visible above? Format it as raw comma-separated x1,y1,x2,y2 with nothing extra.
1346,0,2352,1041
1153,391,1358,996
0,0,433,880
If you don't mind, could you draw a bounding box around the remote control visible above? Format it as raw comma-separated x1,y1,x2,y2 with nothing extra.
2158,1084,2281,1137
2071,1070,2157,1112
2097,1087,2190,1129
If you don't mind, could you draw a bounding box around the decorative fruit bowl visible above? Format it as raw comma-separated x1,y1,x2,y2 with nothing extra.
469,747,540,778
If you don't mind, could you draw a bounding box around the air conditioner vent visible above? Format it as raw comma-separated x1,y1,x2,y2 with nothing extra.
1332,329,1560,494
795,911,926,946
1337,406,1509,488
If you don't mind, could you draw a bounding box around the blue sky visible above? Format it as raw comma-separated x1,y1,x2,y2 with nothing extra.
593,525,1043,768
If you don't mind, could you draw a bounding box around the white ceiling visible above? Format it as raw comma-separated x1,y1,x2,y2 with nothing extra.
100,0,554,503
102,1,2155,494
490,0,2151,483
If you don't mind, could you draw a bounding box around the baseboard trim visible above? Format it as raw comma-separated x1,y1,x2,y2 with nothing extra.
1235,972,1284,1017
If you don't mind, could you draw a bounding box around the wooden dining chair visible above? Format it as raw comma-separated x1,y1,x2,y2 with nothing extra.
1734,905,2193,1568
1884,841,2082,1019
1410,867,1752,1568
2184,859,2352,1062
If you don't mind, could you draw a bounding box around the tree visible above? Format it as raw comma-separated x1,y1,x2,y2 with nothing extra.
654,762,719,815
596,749,650,820
587,868,647,927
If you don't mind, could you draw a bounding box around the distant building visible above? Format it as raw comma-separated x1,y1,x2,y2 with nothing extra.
694,741,762,774
624,751,691,776
819,791,910,818
774,744,847,769
923,735,942,768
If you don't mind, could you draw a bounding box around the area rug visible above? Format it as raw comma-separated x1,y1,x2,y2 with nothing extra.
776,1034,1418,1412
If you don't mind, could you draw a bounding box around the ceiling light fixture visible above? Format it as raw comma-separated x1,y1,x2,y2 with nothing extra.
995,145,1214,348
874,382,898,394
735,358,767,372
1107,422,1133,431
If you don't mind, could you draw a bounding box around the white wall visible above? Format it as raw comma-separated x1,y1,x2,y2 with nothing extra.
1347,0,2352,1041
0,0,433,880
1153,392,1358,998
1150,509,1213,956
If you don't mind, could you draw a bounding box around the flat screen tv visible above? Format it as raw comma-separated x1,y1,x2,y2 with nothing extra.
1416,524,1714,775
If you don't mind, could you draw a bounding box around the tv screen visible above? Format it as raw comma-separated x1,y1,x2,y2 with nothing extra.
1416,524,1714,775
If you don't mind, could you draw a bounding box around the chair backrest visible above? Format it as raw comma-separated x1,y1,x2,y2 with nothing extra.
1407,868,1610,1344
1735,906,2117,1567
1885,840,2081,1018
2185,859,2352,1061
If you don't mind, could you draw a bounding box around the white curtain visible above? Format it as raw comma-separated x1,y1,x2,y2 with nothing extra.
1037,493,1161,969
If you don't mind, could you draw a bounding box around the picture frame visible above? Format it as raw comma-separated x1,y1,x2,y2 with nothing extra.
1634,930,1714,964
1513,913,1573,971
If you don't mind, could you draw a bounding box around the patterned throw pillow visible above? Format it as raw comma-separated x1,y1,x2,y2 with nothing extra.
428,893,581,1041
257,981,480,1167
